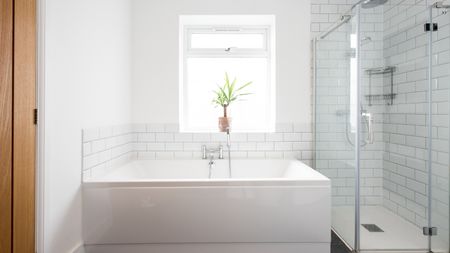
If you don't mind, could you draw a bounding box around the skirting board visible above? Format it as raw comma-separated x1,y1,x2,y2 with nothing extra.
85,243,330,253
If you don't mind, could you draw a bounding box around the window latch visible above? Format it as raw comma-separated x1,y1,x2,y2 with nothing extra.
225,47,236,52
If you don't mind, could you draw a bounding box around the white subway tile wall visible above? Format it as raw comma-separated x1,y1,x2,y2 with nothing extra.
312,0,449,244
82,122,313,179
82,125,136,180
382,0,449,242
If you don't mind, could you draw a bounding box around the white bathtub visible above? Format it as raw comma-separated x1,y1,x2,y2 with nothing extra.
83,159,331,253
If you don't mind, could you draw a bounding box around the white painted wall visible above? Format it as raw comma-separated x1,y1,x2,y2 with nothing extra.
42,0,131,252
131,0,311,125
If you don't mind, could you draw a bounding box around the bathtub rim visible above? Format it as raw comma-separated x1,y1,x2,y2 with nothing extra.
83,159,330,187
83,178,330,188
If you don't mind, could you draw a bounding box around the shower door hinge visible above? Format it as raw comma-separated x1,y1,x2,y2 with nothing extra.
33,108,38,125
424,23,438,32
423,227,437,236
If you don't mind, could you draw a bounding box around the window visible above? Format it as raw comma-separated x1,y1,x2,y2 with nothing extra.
179,15,275,132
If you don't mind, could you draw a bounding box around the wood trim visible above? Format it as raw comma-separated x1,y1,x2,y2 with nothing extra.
13,0,36,252
0,0,13,252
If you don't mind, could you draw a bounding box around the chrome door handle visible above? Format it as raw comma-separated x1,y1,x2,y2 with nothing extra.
362,112,374,144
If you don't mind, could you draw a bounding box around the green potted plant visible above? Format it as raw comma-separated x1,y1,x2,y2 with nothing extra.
212,73,252,132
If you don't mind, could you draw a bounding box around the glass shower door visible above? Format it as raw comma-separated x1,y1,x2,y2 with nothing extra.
358,1,430,251
314,8,358,248
430,5,450,253
314,1,450,252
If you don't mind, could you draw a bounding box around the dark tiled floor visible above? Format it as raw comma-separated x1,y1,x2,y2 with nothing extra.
331,231,352,253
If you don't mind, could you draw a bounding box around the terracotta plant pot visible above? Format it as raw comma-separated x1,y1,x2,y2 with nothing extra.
218,117,231,132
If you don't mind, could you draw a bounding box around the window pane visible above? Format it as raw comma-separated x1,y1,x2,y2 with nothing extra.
190,33,265,49
184,58,271,132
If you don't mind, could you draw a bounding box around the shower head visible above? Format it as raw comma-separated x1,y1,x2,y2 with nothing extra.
361,0,388,8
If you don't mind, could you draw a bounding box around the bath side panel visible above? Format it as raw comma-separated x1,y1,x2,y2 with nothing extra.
83,184,330,245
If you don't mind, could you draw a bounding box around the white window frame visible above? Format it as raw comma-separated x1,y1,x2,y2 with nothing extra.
186,26,269,57
179,15,276,133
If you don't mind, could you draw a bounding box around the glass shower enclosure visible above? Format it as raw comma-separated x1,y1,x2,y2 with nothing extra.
313,0,450,252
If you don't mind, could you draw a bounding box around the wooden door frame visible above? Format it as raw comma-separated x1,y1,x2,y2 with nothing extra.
13,0,37,252
0,0,37,252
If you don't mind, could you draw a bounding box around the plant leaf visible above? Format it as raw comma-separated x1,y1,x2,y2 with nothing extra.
229,77,237,100
236,81,252,92
212,72,253,108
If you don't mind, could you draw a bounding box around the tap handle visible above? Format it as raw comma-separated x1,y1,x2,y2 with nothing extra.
202,145,207,159
219,145,224,159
